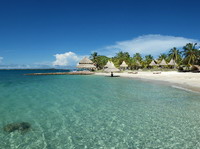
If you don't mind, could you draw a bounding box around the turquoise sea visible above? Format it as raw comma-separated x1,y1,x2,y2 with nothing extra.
0,70,200,149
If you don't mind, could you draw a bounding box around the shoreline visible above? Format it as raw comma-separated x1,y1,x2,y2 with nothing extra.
94,71,200,93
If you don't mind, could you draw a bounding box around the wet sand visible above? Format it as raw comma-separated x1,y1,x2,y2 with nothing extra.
95,71,200,93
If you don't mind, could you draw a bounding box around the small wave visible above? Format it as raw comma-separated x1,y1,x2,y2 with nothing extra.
171,85,197,93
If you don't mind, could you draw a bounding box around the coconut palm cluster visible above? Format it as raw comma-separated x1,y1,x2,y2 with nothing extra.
90,43,200,71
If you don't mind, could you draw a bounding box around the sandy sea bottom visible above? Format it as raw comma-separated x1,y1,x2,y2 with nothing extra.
0,70,200,149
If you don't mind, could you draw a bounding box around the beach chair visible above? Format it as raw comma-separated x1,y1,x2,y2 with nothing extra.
153,71,161,74
128,71,138,74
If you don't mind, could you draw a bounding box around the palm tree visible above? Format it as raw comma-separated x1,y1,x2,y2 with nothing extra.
169,47,181,62
90,52,98,61
115,51,130,59
113,51,130,68
197,49,200,65
158,53,167,62
144,55,154,68
133,53,142,62
132,53,142,69
90,52,110,70
127,57,135,70
182,43,198,66
96,56,110,69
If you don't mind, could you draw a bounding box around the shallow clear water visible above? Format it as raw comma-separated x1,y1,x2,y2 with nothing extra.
0,70,200,149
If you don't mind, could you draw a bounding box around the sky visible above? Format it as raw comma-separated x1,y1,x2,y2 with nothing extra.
0,0,200,68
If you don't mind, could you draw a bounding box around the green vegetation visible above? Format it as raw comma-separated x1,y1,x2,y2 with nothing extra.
112,51,130,68
168,47,182,64
90,43,200,71
182,43,199,66
90,52,110,70
158,53,168,62
143,55,154,68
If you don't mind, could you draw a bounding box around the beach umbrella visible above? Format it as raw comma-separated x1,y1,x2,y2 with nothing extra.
168,59,177,66
149,60,158,66
120,61,128,68
104,61,120,76
192,65,200,71
104,61,112,68
77,57,96,69
136,60,141,66
159,59,168,66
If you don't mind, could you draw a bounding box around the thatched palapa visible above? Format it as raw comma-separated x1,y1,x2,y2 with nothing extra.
120,61,128,68
136,60,141,66
168,59,177,66
159,59,168,66
104,61,112,68
77,57,96,69
149,60,158,66
192,65,200,71
104,61,120,72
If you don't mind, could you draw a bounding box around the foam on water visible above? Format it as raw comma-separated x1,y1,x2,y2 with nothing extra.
171,85,199,93
0,70,200,148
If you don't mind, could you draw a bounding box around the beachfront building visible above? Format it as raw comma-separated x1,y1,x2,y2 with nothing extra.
77,57,96,70
120,61,128,70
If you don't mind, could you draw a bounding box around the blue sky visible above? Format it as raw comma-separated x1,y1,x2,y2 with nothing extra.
0,0,200,68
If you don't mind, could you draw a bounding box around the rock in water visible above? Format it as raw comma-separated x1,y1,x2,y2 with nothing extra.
3,123,19,132
3,122,31,133
18,122,31,132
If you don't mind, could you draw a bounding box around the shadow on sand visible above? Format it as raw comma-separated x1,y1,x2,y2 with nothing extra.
105,75,120,77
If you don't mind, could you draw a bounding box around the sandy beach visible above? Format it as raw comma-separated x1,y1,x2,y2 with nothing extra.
95,71,200,93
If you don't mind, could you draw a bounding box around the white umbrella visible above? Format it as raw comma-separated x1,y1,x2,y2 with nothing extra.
120,61,128,68
168,59,177,66
159,59,168,66
104,61,112,68
149,60,158,66
104,62,120,76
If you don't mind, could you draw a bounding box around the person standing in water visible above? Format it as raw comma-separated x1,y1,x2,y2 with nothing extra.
111,72,113,77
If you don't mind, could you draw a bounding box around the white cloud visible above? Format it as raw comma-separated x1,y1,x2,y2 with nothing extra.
52,52,82,66
98,34,200,56
0,57,3,63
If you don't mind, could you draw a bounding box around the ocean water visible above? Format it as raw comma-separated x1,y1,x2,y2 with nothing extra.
0,70,200,149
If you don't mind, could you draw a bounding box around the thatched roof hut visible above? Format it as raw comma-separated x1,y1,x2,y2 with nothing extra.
76,57,96,69
104,61,119,72
149,60,158,66
192,65,200,71
104,61,112,68
159,59,168,66
136,60,141,66
120,61,128,68
168,59,177,66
